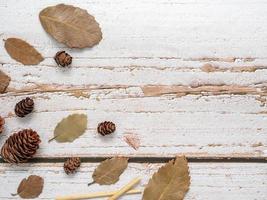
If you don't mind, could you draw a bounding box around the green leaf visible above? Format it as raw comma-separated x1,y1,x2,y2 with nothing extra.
49,113,87,143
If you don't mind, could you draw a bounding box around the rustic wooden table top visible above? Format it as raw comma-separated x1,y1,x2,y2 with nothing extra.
0,0,266,199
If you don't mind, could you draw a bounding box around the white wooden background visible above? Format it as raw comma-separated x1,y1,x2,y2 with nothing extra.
0,0,266,199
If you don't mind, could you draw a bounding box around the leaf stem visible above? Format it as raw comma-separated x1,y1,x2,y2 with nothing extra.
88,181,96,186
48,135,58,143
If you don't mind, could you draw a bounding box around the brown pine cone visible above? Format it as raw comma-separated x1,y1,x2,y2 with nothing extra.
15,97,34,117
1,129,41,163
54,51,72,67
0,116,4,134
97,121,116,136
64,157,81,174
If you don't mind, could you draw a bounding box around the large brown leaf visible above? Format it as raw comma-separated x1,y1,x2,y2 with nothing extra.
142,156,190,200
39,4,102,48
0,70,10,93
14,175,44,199
49,113,87,143
4,38,44,65
91,157,128,185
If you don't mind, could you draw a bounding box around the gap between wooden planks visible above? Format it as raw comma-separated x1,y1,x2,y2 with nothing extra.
0,162,266,200
1,157,266,164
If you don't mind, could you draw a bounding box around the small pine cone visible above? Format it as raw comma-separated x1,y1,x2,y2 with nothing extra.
15,97,34,117
0,116,4,134
1,129,41,163
64,157,81,174
54,51,72,67
97,121,116,136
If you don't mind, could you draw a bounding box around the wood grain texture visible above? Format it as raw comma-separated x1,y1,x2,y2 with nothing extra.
0,163,266,200
0,1,267,199
1,63,267,93
1,0,267,60
0,1,266,159
0,91,266,158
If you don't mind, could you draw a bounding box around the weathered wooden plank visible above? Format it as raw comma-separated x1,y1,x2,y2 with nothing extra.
0,92,266,158
1,0,267,62
0,0,266,159
0,162,266,199
1,63,267,93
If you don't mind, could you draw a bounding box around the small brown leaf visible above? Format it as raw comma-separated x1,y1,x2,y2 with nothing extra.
142,156,190,200
49,113,87,143
4,38,44,65
89,157,128,185
14,175,44,199
0,70,10,93
123,133,140,150
39,4,102,48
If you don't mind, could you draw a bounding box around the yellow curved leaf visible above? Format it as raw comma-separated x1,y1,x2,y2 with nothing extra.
142,156,190,200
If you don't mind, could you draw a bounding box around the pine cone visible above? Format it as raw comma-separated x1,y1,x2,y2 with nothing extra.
64,157,81,174
97,121,116,136
54,51,72,67
0,116,4,134
15,97,34,117
1,129,41,163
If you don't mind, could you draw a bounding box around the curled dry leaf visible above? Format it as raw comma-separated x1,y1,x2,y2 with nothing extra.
0,70,10,93
89,157,128,186
49,113,87,143
13,175,44,199
123,133,140,150
4,38,44,65
0,116,5,134
39,4,102,48
142,156,190,200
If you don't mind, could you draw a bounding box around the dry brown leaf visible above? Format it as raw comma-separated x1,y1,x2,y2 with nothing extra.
49,113,87,143
123,133,140,150
13,175,44,199
39,4,102,48
89,157,128,185
142,156,190,200
0,70,10,93
4,38,44,65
